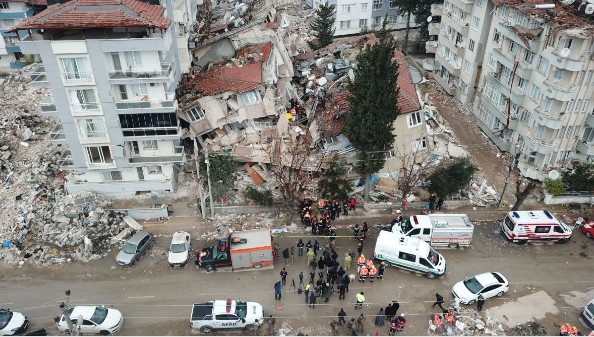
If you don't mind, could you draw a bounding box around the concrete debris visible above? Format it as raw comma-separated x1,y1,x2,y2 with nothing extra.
427,307,506,336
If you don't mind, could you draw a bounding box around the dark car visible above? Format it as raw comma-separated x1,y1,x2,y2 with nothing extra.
196,240,231,272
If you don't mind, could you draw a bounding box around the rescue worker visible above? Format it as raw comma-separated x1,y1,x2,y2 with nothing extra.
359,264,369,282
304,283,312,303
357,254,366,273
345,252,352,270
396,314,407,332
389,318,398,336
353,224,360,239
445,311,455,326
355,291,365,309
378,261,386,279
366,258,374,270
369,265,377,282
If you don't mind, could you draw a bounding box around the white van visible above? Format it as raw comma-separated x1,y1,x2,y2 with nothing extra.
582,298,594,330
501,210,572,244
395,214,474,247
374,230,446,279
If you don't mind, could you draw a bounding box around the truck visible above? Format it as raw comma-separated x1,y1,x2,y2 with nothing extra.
393,214,474,248
190,299,264,333
196,229,273,272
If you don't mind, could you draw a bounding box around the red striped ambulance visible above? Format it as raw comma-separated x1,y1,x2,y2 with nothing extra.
501,210,572,244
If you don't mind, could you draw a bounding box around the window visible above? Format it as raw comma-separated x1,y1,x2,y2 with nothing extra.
586,70,593,85
125,51,142,66
468,39,475,51
519,109,532,125
389,0,396,8
567,100,574,113
69,89,99,112
60,57,91,81
0,2,9,8
516,13,527,27
118,85,128,100
563,38,573,50
407,111,422,127
584,99,590,112
132,83,147,96
537,56,549,75
388,16,398,24
524,50,534,64
534,226,551,233
147,165,162,174
559,150,571,162
501,66,512,84
411,137,428,152
476,0,484,6
102,171,122,181
238,90,261,106
187,106,205,121
583,127,594,143
78,118,106,139
342,4,351,13
493,30,501,44
535,124,545,140
479,104,502,129
529,84,541,101
359,19,368,28
384,149,396,159
488,55,497,69
553,68,563,81
373,16,381,25
544,98,553,113
398,252,416,262
497,6,508,18
578,71,585,85
142,140,158,150
460,81,468,93
373,0,382,10
472,16,480,29
464,60,471,74
118,113,179,137
361,2,368,11
517,77,527,90
509,41,519,56
340,20,350,29
86,146,113,164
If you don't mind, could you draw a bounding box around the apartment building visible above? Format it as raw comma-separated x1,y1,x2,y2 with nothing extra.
10,0,192,196
0,0,45,71
433,0,594,180
310,0,414,36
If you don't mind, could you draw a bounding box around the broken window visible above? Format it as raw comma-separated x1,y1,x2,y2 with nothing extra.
237,91,261,106
468,39,475,51
497,6,508,18
493,30,501,44
86,146,113,165
102,171,122,181
582,127,594,143
187,106,205,121
411,137,428,152
517,77,527,91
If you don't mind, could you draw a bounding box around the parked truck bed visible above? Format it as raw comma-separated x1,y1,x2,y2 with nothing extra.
191,303,213,321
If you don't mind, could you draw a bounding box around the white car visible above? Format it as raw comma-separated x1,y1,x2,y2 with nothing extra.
0,309,28,336
168,231,191,267
452,272,509,304
57,306,123,335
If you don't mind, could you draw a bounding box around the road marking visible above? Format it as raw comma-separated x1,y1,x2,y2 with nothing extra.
127,296,156,299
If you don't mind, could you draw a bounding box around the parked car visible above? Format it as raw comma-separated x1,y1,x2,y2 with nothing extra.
168,231,191,267
116,230,154,267
581,221,594,239
0,309,28,336
57,305,123,335
452,272,509,304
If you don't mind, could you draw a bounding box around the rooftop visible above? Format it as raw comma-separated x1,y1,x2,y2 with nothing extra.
8,0,170,32
193,42,273,96
393,50,422,114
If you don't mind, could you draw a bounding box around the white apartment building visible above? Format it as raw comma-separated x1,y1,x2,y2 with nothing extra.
10,0,195,196
309,0,414,36
434,0,594,180
0,0,45,71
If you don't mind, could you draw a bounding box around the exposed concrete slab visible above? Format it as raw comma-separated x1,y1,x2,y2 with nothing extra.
488,290,559,327
560,289,594,309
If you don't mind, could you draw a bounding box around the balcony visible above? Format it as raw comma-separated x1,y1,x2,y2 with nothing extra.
40,96,57,114
525,134,558,155
108,62,173,83
50,124,66,142
534,109,565,129
576,141,594,156
435,53,461,76
517,161,544,180
9,60,27,69
488,72,526,106
62,72,94,85
5,44,20,53
29,66,48,86
586,113,594,128
127,146,185,164
428,23,440,36
57,151,74,169
115,97,176,112
0,7,34,19
431,3,443,16
447,17,469,35
543,78,574,102
548,49,584,72
70,103,102,116
426,41,438,54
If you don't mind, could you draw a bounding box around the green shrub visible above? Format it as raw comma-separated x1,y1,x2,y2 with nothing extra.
544,178,564,196
244,186,273,206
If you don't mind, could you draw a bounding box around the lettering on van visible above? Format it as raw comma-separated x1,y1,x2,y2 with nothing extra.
221,322,238,327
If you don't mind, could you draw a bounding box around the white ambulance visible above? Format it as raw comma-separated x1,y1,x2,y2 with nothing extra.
394,214,474,247
374,230,446,279
500,210,572,244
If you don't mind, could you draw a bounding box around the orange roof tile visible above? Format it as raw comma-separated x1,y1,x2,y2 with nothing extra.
9,0,170,32
393,50,421,114
194,42,273,96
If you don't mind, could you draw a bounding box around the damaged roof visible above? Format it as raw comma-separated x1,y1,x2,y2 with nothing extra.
393,50,421,114
194,42,273,96
491,0,594,32
8,0,170,32
295,33,379,61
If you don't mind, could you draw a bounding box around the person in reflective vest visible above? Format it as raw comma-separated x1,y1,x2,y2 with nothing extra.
366,258,374,270
445,311,455,326
357,254,366,273
396,314,407,331
368,266,377,282
359,265,368,282
389,318,398,336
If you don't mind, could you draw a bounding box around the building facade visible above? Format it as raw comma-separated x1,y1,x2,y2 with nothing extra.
11,0,192,196
0,0,45,71
433,0,594,180
310,0,415,36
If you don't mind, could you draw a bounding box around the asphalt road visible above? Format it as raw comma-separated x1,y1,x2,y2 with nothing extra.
1,219,593,336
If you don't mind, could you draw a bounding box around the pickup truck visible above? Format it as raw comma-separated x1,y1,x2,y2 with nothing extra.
190,299,263,333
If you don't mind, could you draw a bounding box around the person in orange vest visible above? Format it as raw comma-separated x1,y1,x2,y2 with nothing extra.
359,265,368,282
368,265,377,282
444,311,455,326
568,325,578,335
366,258,374,270
433,314,442,328
357,254,366,273
560,323,569,336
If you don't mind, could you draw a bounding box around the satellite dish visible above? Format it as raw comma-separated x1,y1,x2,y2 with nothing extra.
560,48,571,58
548,170,560,180
427,16,433,23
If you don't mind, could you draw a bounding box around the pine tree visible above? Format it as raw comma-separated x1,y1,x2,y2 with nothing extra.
427,157,478,198
318,155,353,201
342,25,399,202
310,2,336,49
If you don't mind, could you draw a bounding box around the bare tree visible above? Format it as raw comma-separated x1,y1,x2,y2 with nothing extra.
392,146,433,201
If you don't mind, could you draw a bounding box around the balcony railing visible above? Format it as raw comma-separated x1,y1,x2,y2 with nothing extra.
121,127,180,137
63,72,94,82
70,103,101,114
127,146,185,163
40,96,57,113
108,62,172,80
115,99,175,110
50,124,66,141
29,66,47,83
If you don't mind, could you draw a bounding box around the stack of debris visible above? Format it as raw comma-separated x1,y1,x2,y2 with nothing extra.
427,307,506,336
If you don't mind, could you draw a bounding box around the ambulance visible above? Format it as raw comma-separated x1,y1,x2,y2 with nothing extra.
500,210,572,244
394,214,474,248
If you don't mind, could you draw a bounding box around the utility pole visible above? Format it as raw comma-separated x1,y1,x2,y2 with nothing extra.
55,289,78,336
193,138,207,218
204,146,214,218
497,146,519,209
